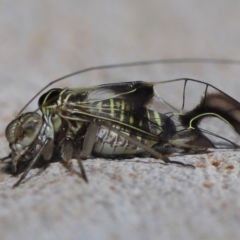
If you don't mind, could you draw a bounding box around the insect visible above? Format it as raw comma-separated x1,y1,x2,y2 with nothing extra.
1,58,240,187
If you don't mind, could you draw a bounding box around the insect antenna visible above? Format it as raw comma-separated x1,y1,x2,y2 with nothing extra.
17,58,240,116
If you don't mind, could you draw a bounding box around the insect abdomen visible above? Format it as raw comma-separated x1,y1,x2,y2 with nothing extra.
92,106,176,156
93,125,156,156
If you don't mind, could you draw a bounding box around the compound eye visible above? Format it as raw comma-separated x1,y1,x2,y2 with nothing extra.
6,112,43,146
22,114,42,134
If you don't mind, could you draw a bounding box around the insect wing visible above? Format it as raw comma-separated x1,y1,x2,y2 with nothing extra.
56,81,215,149
57,82,165,142
152,79,240,148
72,81,155,108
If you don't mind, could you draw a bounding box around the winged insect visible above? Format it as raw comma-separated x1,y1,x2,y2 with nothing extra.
1,58,240,187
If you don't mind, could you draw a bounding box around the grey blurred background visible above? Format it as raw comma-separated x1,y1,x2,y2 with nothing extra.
1,1,240,240
1,0,240,117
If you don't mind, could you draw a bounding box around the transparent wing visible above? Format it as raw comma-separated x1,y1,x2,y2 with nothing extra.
39,79,240,149
58,81,216,150
152,78,240,148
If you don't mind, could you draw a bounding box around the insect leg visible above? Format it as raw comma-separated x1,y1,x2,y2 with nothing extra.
41,140,54,160
60,138,88,183
80,121,99,159
73,122,99,183
75,155,88,183
0,153,11,161
13,140,49,188
60,139,74,162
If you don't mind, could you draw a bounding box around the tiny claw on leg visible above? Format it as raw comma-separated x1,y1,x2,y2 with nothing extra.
165,159,195,169
0,153,11,161
77,158,88,183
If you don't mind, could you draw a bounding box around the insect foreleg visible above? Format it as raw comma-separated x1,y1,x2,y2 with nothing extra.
13,140,49,188
41,139,54,160
0,153,11,161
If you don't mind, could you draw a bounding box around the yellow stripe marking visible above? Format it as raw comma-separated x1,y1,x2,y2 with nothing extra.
110,99,114,116
120,100,125,121
154,111,161,126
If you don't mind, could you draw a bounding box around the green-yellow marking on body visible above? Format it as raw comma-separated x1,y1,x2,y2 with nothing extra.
129,115,134,125
41,89,59,115
120,100,125,121
146,109,151,131
189,113,232,129
153,111,161,126
59,109,157,139
86,88,137,104
59,88,68,104
136,135,142,142
97,101,102,112
110,99,114,116
52,114,62,132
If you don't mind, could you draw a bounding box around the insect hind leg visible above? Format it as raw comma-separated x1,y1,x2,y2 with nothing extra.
0,153,12,161
60,138,88,183
162,157,195,168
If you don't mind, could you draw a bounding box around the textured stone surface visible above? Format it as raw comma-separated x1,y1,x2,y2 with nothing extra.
1,1,240,240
